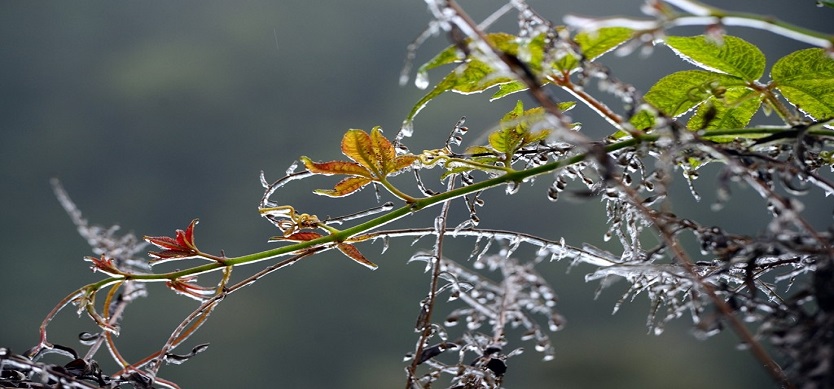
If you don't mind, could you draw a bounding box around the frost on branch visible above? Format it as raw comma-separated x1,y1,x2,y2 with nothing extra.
406,250,564,387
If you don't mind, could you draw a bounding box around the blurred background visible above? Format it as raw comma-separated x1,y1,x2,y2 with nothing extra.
1,1,831,388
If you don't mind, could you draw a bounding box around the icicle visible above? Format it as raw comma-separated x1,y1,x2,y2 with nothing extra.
285,160,299,175
380,236,390,254
259,170,269,188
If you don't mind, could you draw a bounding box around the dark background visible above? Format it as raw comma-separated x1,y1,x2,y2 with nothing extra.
2,1,831,388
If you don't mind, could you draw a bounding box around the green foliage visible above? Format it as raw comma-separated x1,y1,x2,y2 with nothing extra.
771,48,834,119
556,27,634,72
664,36,765,81
646,35,834,131
406,27,633,126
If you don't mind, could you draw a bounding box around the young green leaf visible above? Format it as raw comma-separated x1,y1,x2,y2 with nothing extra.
771,48,834,119
575,27,635,61
689,87,763,130
609,109,657,139
406,33,548,123
406,59,515,125
485,101,551,163
556,27,634,72
629,109,656,131
490,81,528,100
644,70,747,117
663,36,765,82
415,33,519,81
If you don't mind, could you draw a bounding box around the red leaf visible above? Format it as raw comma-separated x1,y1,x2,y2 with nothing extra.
337,243,378,270
144,219,201,262
283,232,324,241
85,255,122,276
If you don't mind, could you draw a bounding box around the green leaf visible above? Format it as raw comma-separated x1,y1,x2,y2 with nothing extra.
629,109,655,131
408,32,551,119
771,48,834,119
491,81,528,100
519,33,547,74
406,60,515,124
556,27,634,72
576,27,634,61
488,101,550,157
663,36,765,82
689,86,763,130
415,33,518,81
645,70,747,117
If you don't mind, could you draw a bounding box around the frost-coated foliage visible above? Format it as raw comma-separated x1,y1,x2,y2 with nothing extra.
3,1,834,388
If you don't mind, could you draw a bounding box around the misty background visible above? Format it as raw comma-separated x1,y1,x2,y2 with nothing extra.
1,1,831,387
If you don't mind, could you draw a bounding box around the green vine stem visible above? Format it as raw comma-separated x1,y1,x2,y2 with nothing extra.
36,124,834,344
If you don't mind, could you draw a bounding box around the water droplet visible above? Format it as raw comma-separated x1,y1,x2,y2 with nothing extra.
535,339,549,352
505,181,520,195
547,186,559,202
398,121,414,139
548,314,566,331
415,71,430,90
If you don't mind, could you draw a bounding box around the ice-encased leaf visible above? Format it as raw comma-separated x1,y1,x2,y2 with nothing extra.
337,242,378,270
301,157,370,177
644,70,747,118
771,48,834,119
406,32,546,122
690,86,763,131
491,80,528,100
662,35,765,82
556,27,635,72
312,176,373,198
406,59,515,124
303,127,417,198
488,100,550,154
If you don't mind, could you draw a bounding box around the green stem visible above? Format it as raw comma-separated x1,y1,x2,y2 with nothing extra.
379,177,419,203
81,126,834,288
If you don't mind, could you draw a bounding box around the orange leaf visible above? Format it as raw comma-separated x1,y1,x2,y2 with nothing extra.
313,176,373,197
337,243,378,270
393,154,419,173
304,127,417,199
341,129,378,174
370,126,396,172
300,157,371,177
